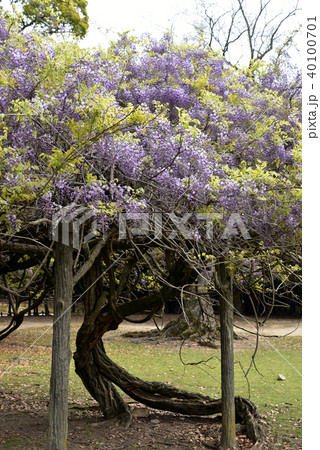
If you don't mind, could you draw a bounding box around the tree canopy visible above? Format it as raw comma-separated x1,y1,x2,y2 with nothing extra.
0,19,301,298
0,0,88,37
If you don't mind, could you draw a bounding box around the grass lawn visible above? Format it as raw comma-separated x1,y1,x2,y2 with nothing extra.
0,318,302,448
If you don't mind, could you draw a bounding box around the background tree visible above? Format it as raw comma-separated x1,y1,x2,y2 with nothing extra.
194,0,300,66
0,0,88,37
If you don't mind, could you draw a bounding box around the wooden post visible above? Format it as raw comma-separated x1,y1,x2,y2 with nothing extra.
217,262,237,449
48,241,73,449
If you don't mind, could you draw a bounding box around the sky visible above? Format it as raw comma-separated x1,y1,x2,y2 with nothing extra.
1,0,302,64
81,0,196,46
81,0,301,53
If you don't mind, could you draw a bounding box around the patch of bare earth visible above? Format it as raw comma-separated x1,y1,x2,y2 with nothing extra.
0,313,302,337
0,390,301,449
0,390,254,449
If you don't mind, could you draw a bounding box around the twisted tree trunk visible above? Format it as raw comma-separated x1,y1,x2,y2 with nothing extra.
73,255,132,425
75,332,263,442
76,338,224,416
73,254,264,443
75,341,132,426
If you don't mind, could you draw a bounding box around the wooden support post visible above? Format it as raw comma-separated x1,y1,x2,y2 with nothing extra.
48,241,73,450
217,262,237,449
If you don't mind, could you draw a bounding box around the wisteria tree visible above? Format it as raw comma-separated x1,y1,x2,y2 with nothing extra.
0,18,301,448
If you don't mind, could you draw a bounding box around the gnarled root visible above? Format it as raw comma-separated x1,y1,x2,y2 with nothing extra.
75,339,265,443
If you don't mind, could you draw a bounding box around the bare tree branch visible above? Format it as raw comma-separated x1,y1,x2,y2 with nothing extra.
195,0,301,65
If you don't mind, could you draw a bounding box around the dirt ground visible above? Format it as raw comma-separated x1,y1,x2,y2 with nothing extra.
0,312,302,336
0,389,259,450
0,314,302,449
